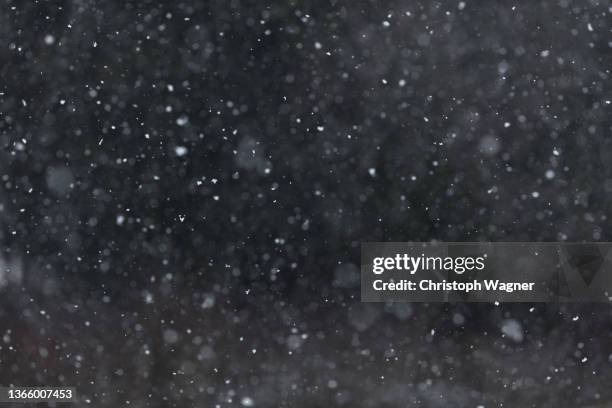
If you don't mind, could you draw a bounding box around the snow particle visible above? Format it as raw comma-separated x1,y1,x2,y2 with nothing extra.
176,115,189,126
46,166,74,196
240,397,254,407
501,319,524,343
452,313,466,326
162,329,179,344
479,135,501,156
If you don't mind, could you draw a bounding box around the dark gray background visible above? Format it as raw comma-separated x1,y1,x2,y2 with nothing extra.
0,0,611,407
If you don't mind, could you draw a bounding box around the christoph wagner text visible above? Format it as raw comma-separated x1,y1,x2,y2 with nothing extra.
373,254,485,275
373,280,535,293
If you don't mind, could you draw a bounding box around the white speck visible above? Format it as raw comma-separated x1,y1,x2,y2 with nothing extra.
167,84,174,92
381,78,388,84
314,41,322,50
504,122,511,128
545,169,555,179
368,168,376,177
531,191,540,198
553,147,560,156
21,99,27,107
98,138,104,146
501,319,524,343
93,41,98,48
581,357,588,363
452,313,465,325
382,21,390,27
201,293,215,309
178,215,186,222
316,125,324,132
116,215,125,226
540,50,550,58
44,34,55,45
175,146,188,156
497,61,510,74
398,79,406,87
458,1,466,10
573,315,579,321
240,397,254,407
176,115,189,126
587,23,593,32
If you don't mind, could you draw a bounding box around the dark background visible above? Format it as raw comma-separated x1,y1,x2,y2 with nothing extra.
1,0,611,406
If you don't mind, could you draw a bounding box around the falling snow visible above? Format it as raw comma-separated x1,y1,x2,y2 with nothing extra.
0,1,610,407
